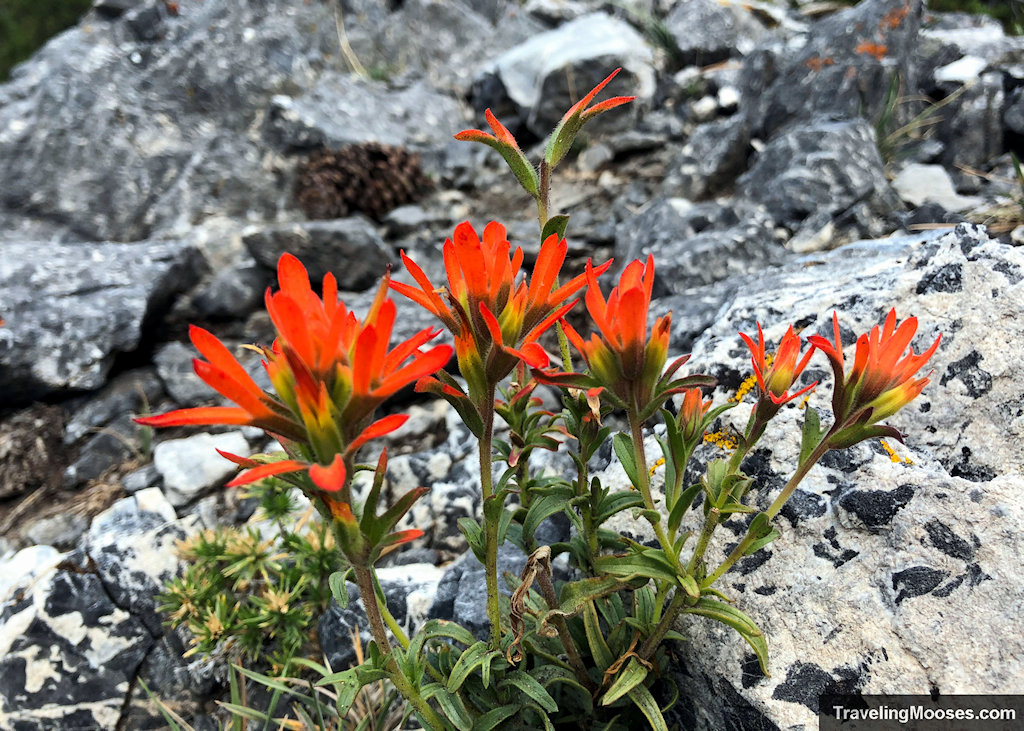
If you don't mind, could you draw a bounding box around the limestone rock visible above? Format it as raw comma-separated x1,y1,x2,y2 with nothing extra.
153,431,250,507
0,239,200,406
473,13,654,138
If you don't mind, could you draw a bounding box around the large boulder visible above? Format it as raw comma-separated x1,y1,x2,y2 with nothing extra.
654,224,1024,728
472,13,655,139
0,239,201,406
736,118,903,238
742,0,924,138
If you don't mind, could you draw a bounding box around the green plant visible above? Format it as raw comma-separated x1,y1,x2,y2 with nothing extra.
873,71,967,164
158,477,342,674
142,70,941,730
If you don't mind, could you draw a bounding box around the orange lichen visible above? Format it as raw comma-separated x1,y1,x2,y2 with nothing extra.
856,41,888,61
806,56,835,72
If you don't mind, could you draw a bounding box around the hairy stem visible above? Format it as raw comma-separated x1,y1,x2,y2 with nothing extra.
639,591,686,662
354,567,447,730
479,390,504,651
629,414,682,570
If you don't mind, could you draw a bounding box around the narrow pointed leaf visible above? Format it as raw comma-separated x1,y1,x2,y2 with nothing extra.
502,670,558,713
627,684,669,731
612,432,641,490
601,658,649,706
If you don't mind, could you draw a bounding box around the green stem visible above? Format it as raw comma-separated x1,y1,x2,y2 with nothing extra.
479,390,504,651
372,572,410,649
639,591,686,662
354,567,447,731
703,436,834,587
685,507,720,575
538,161,550,232
629,414,682,571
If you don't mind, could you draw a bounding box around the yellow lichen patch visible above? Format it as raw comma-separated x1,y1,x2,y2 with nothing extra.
649,457,665,476
704,430,737,451
880,439,913,464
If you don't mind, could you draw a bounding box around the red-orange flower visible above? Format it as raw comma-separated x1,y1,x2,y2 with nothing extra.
391,221,610,404
678,387,713,443
739,323,817,420
540,255,712,419
808,309,940,446
137,253,453,489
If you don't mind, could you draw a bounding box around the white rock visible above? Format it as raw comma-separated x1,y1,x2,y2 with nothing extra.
934,55,988,84
0,545,65,606
892,163,983,212
153,431,250,507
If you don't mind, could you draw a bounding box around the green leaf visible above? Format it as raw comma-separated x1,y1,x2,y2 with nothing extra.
799,406,825,464
541,214,570,243
457,517,486,563
557,575,626,615
742,512,779,556
612,432,642,490
677,573,700,600
447,641,500,692
595,490,645,526
683,597,770,676
627,684,669,731
522,492,572,547
601,658,649,706
667,482,702,534
423,683,472,728
593,551,677,585
584,601,614,672
472,705,520,731
331,565,356,606
502,670,559,713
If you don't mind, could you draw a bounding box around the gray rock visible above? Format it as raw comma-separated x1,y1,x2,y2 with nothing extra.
84,489,189,635
62,413,137,488
265,74,466,151
934,72,1006,171
154,341,212,408
120,634,218,731
649,225,1024,728
664,0,768,67
744,0,924,138
473,13,654,139
63,368,164,446
891,163,983,212
428,543,530,640
189,260,267,321
736,118,903,233
242,218,392,292
123,464,160,494
666,115,752,199
0,0,339,241
616,198,783,295
25,514,89,550
0,239,201,406
0,552,153,730
153,431,250,507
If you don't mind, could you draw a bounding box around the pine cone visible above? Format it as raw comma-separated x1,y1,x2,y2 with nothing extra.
294,143,430,222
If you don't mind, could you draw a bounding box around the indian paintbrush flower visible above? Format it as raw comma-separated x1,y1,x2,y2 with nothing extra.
539,255,712,420
391,221,611,412
808,309,940,447
739,323,817,422
137,252,453,504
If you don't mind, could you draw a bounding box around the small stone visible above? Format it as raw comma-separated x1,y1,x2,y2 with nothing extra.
26,514,89,549
153,432,250,507
155,341,213,408
891,163,983,212
123,464,160,494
